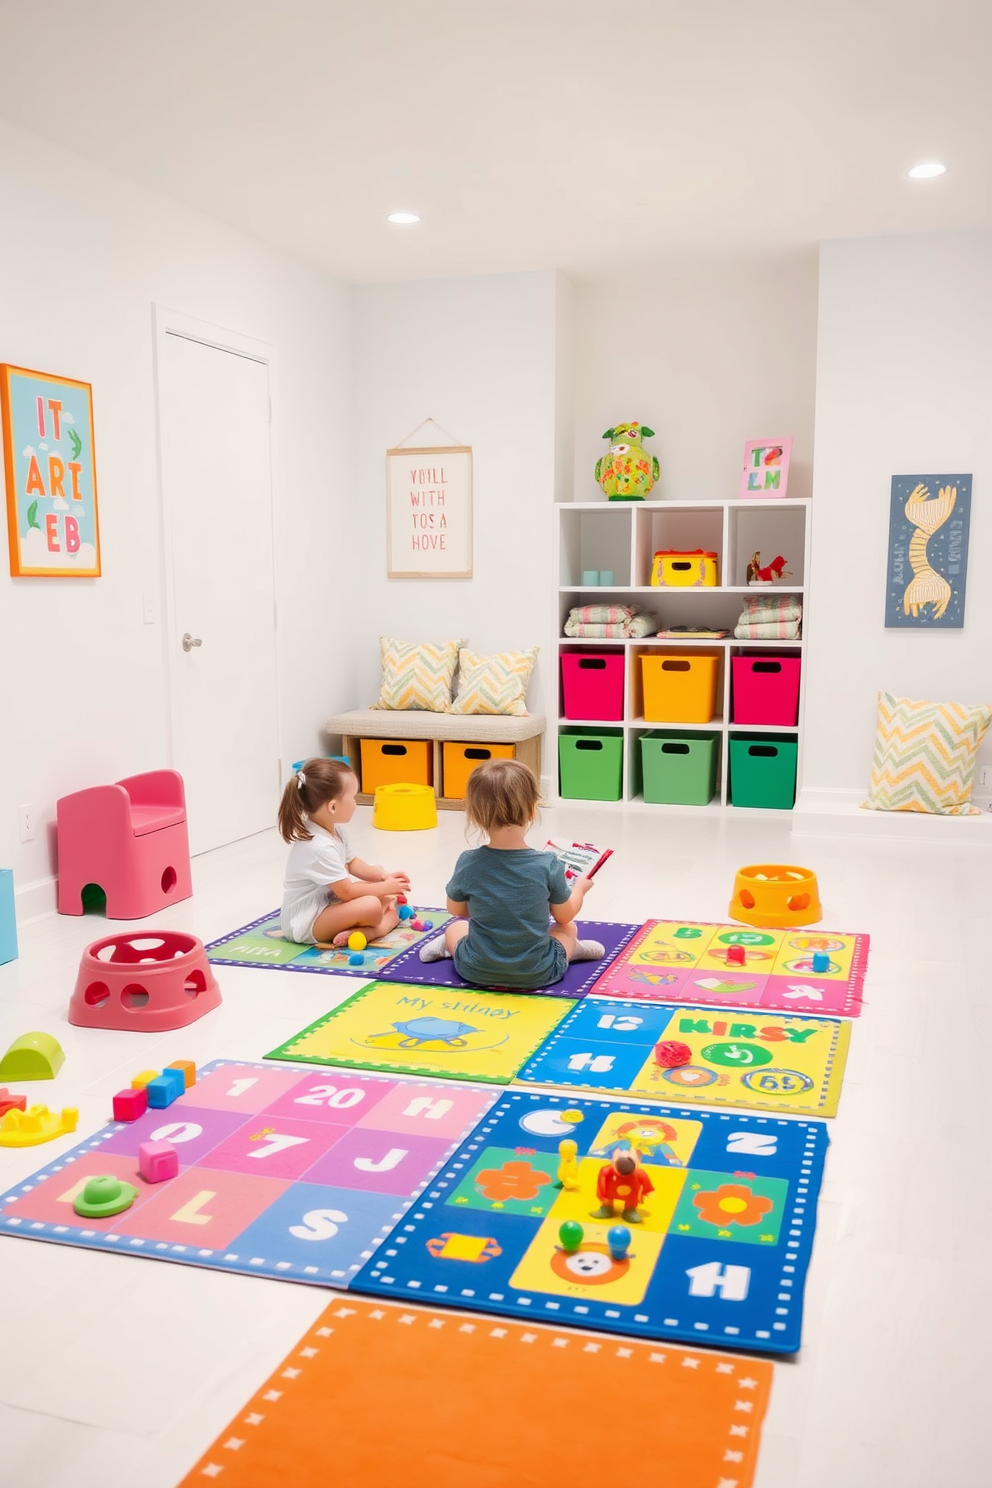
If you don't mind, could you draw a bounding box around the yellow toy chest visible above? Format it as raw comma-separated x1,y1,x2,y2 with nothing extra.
650,549,719,587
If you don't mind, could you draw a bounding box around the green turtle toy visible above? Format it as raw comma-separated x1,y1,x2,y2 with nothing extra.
595,422,660,500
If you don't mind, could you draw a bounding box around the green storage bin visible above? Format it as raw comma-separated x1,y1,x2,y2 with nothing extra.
640,730,719,805
559,728,623,801
729,734,798,809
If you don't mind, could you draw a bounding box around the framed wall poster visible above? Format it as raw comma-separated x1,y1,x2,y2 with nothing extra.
739,436,792,499
1,364,101,577
386,444,472,579
884,473,971,629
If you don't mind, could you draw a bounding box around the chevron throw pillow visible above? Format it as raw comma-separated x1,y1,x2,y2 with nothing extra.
371,637,462,712
449,646,538,716
863,691,992,816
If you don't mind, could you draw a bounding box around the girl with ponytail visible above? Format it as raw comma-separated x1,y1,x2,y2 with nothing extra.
277,758,410,946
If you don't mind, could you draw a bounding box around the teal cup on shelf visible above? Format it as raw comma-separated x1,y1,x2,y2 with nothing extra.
599,570,614,585
582,570,599,586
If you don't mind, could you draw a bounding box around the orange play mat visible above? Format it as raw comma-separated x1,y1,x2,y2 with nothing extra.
179,1298,774,1487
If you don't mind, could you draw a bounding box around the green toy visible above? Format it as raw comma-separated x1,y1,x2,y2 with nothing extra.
73,1175,138,1219
595,422,660,500
558,1220,584,1252
0,1031,65,1081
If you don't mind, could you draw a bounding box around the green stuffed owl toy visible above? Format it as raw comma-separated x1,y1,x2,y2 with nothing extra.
595,422,659,500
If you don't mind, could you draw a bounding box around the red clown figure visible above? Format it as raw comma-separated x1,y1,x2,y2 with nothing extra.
591,1148,654,1224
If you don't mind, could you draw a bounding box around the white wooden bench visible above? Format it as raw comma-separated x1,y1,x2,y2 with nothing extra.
323,709,546,810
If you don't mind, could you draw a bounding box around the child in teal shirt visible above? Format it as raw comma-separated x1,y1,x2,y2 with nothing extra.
420,759,603,989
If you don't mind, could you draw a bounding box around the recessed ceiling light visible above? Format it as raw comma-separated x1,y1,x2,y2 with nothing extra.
907,162,946,179
387,211,420,224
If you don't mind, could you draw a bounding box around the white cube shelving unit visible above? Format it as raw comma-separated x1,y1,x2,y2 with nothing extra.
554,498,811,809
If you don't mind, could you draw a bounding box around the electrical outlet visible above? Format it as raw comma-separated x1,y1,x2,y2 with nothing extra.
980,766,992,789
18,803,34,843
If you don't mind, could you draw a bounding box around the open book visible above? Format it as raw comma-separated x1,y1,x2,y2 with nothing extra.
545,839,614,882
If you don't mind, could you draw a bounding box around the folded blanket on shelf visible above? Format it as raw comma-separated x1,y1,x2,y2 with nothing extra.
734,619,802,639
568,605,635,623
565,611,657,638
739,594,803,624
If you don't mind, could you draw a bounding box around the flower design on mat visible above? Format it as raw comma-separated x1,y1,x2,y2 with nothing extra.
476,1160,553,1203
693,1183,773,1228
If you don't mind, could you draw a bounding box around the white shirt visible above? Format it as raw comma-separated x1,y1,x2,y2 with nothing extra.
281,821,354,923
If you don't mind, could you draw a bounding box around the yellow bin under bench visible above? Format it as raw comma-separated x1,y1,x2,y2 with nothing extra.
442,742,516,800
360,738,433,793
373,783,438,831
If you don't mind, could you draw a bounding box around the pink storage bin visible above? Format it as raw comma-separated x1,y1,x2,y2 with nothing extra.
561,652,625,721
732,655,801,726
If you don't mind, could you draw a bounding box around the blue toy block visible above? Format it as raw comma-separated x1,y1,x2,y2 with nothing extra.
146,1067,185,1108
0,869,18,967
812,951,830,974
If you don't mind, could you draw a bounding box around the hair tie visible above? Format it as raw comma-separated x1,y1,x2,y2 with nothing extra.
296,770,306,790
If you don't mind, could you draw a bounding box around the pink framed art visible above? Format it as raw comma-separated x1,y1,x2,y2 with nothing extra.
739,437,792,499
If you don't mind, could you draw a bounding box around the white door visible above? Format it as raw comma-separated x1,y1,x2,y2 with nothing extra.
158,330,279,855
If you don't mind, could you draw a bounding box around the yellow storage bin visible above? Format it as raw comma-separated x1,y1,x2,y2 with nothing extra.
641,653,720,723
442,742,515,800
650,549,719,587
360,738,433,793
372,783,438,831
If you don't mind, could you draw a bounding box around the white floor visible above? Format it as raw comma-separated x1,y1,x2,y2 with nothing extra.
0,803,989,1488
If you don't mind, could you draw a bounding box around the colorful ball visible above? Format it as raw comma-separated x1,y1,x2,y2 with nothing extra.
347,932,367,951
607,1224,631,1259
654,1040,693,1069
558,1220,584,1252
410,919,426,932
398,904,414,921
348,953,365,966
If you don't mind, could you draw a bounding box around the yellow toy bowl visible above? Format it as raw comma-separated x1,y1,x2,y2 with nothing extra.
729,864,822,928
373,782,438,832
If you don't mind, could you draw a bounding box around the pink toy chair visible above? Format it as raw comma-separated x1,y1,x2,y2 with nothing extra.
57,770,193,918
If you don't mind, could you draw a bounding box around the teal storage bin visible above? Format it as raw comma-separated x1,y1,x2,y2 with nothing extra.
640,731,719,806
0,868,18,966
559,728,623,801
729,734,798,809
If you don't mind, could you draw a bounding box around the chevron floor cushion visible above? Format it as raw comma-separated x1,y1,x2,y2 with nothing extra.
863,690,992,816
370,637,462,712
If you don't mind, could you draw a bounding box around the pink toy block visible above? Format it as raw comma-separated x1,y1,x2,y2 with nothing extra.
112,1086,149,1122
57,769,193,918
138,1140,179,1183
68,930,221,1032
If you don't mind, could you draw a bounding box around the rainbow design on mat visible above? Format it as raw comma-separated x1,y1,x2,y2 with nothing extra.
351,1088,829,1355
0,1059,495,1285
590,918,869,1017
518,998,851,1117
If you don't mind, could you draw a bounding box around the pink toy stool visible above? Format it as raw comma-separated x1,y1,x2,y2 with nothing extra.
68,931,221,1032
57,769,193,918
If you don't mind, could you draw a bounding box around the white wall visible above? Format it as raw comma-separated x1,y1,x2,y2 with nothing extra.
571,252,819,503
349,271,569,746
801,230,992,800
0,120,354,913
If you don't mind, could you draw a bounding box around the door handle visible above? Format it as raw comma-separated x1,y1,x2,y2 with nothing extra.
182,633,202,653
